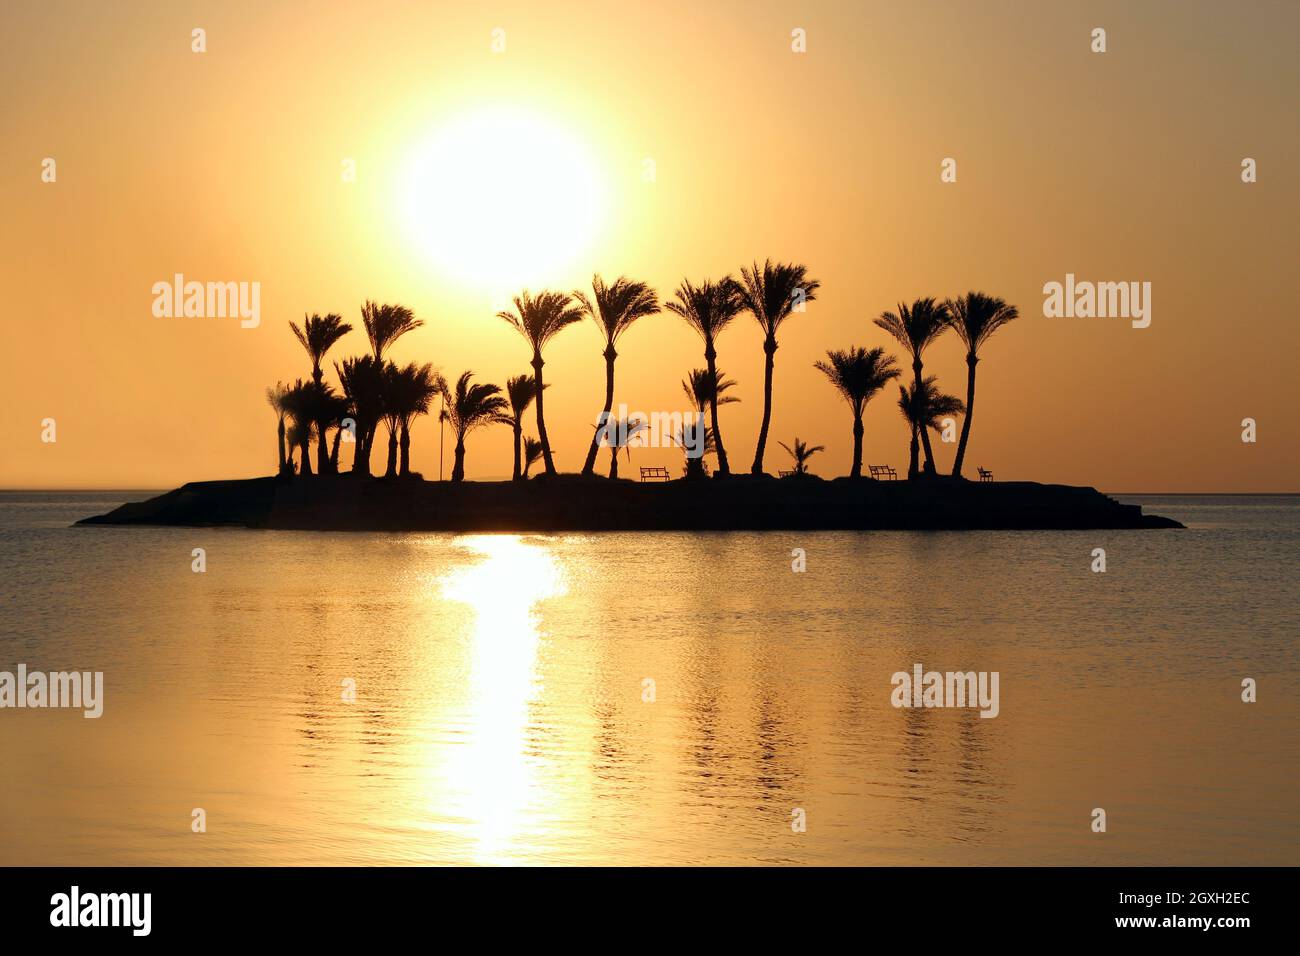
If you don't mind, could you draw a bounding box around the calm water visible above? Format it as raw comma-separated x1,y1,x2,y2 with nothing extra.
1,492,1296,866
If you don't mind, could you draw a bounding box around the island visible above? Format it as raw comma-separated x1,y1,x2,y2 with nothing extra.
77,476,1184,532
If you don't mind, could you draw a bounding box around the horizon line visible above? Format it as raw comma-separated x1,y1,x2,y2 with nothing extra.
2,486,1298,497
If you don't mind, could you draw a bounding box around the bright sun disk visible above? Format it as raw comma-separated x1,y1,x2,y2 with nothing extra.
399,109,607,290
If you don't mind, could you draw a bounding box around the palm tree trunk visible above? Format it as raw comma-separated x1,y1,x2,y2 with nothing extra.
384,425,398,478
299,440,313,476
316,423,330,474
913,359,937,476
512,423,522,481
330,427,342,469
851,414,864,478
582,347,616,476
276,418,287,475
908,425,920,479
705,341,729,476
399,420,411,476
952,354,977,478
451,438,466,482
608,445,619,479
919,419,938,475
533,352,556,475
353,424,373,476
751,337,777,474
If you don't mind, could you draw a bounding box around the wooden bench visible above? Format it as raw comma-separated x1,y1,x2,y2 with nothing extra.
868,464,898,480
639,466,671,482
978,467,994,482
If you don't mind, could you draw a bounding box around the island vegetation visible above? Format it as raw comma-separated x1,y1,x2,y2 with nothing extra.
264,260,1018,485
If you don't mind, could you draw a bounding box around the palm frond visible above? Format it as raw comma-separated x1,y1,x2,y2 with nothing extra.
497,290,584,352
873,297,952,360
522,436,544,476
737,260,820,338
665,277,743,342
574,275,660,346
504,373,542,424
778,436,824,473
898,376,965,430
438,370,510,438
361,301,422,361
946,291,1018,356
289,312,353,373
265,381,288,415
814,346,901,415
681,367,740,414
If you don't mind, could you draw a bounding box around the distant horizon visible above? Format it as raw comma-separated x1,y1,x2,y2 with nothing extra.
4,484,1297,497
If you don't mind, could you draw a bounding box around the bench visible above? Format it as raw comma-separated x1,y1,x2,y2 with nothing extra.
978,467,994,482
868,464,897,480
639,466,671,482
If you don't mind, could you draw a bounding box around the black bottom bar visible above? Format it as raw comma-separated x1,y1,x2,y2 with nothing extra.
0,866,1282,942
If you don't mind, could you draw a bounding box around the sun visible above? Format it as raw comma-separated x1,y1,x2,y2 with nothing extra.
398,108,608,290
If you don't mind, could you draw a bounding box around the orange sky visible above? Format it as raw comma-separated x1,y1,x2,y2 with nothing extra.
2,0,1297,491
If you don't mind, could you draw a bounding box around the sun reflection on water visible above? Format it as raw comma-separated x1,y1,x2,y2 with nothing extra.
437,534,566,863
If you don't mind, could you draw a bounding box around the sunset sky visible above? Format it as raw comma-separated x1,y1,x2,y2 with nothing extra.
2,0,1296,491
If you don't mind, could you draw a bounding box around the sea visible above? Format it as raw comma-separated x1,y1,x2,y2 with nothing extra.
1,492,1295,865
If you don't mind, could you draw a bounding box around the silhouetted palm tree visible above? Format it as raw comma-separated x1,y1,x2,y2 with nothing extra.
945,291,1018,479
308,383,349,474
335,355,385,476
666,278,743,475
498,291,584,475
875,298,952,478
897,376,965,476
385,362,439,477
281,379,318,476
574,276,660,476
284,379,343,476
265,381,290,475
681,367,740,416
437,403,448,480
673,418,716,480
361,301,422,363
378,363,404,478
360,301,421,464
504,374,542,481
737,260,820,474
814,347,901,478
778,437,825,476
328,401,352,471
290,313,352,386
286,421,310,476
522,436,544,479
677,368,733,479
604,416,648,479
438,371,510,482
